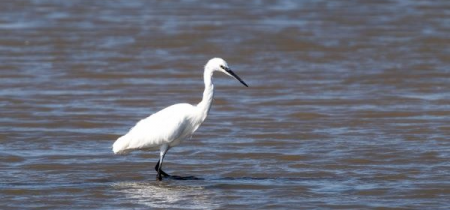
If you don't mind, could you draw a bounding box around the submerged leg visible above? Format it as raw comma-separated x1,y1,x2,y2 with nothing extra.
154,160,170,177
156,144,170,181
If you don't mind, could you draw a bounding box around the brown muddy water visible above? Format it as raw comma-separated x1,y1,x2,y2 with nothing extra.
1,0,450,209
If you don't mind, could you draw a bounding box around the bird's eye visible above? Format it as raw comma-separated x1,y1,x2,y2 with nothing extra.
220,65,225,69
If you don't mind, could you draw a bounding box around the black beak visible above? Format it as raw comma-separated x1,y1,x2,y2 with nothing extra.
222,66,249,87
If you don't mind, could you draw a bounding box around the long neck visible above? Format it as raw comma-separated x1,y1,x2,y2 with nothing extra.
197,69,214,120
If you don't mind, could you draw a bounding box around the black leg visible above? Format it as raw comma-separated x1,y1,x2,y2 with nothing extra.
154,160,170,177
156,145,170,181
156,160,163,181
157,167,162,181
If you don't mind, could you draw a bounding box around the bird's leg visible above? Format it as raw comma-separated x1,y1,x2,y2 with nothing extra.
154,160,170,177
156,144,170,181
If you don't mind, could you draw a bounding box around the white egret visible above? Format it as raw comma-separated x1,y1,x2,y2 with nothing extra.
113,58,248,181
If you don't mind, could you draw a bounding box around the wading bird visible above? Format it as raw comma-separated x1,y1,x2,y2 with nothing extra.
112,58,248,181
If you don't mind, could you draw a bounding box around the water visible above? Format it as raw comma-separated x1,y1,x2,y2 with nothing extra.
1,0,449,209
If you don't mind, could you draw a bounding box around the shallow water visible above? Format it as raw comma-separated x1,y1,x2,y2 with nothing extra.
1,0,450,209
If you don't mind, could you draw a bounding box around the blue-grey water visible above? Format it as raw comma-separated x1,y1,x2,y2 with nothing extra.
1,0,449,209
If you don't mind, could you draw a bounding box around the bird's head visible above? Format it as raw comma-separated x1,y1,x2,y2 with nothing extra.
205,57,248,87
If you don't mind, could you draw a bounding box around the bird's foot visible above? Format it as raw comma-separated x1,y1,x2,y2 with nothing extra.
156,171,201,181
161,170,170,177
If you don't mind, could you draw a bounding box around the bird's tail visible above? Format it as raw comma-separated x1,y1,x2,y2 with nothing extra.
112,135,130,155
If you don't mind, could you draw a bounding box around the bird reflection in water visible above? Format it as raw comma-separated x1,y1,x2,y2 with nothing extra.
112,181,218,209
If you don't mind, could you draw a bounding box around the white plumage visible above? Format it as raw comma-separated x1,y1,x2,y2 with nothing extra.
113,103,198,154
112,58,248,180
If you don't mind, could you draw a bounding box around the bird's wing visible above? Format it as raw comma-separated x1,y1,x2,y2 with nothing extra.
113,103,195,153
